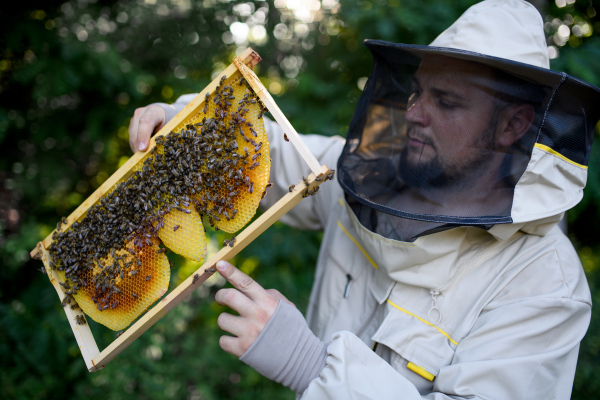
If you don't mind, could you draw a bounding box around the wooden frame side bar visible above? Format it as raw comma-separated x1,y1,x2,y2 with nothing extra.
89,166,331,372
30,48,262,259
232,57,323,176
37,243,100,369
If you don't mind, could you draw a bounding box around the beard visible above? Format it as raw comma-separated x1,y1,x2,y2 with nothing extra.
399,119,499,190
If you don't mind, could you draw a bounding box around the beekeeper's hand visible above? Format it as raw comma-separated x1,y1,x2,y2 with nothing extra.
215,260,296,357
128,105,166,153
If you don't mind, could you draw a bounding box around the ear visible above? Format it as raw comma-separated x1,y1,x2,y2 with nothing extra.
497,104,535,147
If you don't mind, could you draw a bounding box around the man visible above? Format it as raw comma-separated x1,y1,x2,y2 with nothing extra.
128,0,600,398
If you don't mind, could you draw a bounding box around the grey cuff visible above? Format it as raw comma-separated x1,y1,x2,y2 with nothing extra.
151,102,181,124
239,301,328,394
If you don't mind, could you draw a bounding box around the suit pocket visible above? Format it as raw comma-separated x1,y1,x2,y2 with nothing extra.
372,301,456,378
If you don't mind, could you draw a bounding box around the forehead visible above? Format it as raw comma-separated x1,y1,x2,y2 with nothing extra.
414,55,496,97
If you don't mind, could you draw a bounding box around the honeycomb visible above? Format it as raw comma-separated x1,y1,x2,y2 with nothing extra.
48,69,270,331
157,205,207,262
175,72,270,233
57,239,170,331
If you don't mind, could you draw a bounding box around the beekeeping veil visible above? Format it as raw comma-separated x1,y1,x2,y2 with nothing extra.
338,0,600,242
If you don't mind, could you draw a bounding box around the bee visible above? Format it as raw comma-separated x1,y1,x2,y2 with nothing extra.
158,248,167,254
131,269,140,276
146,275,152,281
192,273,199,284
261,190,267,200
229,236,236,247
111,301,119,309
75,315,87,325
288,184,295,192
223,239,230,247
116,330,125,338
62,217,68,225
248,182,254,194
283,134,289,142
303,176,310,186
173,225,180,231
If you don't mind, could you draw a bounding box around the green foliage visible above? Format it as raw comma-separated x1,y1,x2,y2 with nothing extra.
1,0,600,399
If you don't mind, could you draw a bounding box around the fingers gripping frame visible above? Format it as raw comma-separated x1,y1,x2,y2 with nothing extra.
30,48,331,372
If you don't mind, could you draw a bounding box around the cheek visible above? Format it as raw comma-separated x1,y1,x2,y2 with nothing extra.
432,114,489,159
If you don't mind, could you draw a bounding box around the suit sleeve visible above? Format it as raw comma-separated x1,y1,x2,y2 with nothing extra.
152,93,198,124
260,117,345,231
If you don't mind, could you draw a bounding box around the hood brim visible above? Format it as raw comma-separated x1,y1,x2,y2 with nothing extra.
364,40,600,97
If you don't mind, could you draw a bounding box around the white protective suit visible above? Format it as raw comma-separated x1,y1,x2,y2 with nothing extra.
155,1,597,398
260,118,591,400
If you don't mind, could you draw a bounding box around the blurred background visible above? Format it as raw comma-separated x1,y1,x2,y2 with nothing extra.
1,0,599,398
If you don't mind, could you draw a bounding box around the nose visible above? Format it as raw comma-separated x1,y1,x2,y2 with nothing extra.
405,92,430,126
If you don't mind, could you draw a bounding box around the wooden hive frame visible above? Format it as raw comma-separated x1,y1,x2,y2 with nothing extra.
30,48,332,372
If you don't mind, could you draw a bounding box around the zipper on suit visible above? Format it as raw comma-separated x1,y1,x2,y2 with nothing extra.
426,232,524,324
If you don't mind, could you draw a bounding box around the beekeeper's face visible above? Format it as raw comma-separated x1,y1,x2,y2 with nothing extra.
402,55,517,188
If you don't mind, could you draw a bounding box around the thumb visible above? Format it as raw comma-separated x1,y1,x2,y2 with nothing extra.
136,105,165,152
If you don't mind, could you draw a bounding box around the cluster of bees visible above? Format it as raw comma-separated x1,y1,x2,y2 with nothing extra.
47,74,272,327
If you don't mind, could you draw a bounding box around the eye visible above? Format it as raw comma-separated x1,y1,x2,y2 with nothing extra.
438,99,457,110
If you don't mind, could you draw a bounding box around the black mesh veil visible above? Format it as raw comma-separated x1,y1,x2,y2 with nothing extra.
338,40,600,242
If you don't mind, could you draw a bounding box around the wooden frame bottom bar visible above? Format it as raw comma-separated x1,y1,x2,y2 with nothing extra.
85,166,331,372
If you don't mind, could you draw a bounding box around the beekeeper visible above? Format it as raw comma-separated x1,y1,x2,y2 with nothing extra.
128,0,600,398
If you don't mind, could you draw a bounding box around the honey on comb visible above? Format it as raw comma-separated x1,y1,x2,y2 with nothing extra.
157,205,206,262
58,239,170,331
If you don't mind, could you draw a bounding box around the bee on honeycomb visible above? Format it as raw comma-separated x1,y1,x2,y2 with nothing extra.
47,71,270,331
